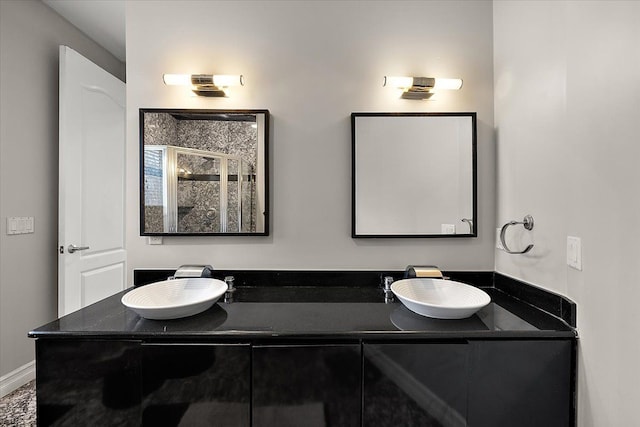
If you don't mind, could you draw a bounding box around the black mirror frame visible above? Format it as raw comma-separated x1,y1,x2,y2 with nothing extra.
139,108,270,237
351,112,477,238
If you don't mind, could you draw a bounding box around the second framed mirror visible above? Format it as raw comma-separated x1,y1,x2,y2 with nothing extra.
352,112,477,238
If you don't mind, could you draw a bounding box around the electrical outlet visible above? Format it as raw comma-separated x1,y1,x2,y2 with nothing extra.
441,224,456,234
148,236,163,245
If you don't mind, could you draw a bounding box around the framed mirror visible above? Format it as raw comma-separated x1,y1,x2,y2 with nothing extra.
352,112,476,238
140,109,269,236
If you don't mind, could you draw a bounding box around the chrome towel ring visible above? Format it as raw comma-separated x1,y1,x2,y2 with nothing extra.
500,215,534,254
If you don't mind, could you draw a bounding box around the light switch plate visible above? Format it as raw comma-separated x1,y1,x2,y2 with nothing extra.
6,217,34,235
567,236,582,270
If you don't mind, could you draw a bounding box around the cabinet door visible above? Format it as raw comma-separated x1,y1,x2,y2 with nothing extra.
363,342,469,427
141,343,250,427
468,340,573,427
36,339,141,426
252,344,361,427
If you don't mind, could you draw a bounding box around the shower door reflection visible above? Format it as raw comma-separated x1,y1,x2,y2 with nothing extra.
144,146,255,233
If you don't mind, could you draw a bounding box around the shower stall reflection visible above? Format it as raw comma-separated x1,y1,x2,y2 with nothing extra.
145,146,256,233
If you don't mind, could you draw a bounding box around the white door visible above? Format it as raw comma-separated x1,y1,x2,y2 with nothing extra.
58,46,126,316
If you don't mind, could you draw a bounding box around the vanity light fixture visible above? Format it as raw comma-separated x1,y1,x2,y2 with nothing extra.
383,76,463,100
162,74,244,97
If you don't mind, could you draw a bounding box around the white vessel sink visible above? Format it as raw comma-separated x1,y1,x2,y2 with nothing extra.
121,278,227,320
391,278,490,319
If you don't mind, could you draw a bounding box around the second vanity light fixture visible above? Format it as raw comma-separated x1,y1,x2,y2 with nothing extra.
163,74,244,97
384,76,463,100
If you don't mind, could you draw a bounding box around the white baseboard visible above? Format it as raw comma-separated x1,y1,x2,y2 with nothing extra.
0,360,35,398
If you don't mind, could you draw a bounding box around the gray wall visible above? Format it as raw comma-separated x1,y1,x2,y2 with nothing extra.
126,0,495,276
494,1,640,425
0,0,125,380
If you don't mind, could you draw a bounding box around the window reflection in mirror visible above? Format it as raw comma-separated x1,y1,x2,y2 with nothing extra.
352,112,476,238
140,109,269,236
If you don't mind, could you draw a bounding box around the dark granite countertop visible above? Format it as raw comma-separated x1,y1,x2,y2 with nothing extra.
29,284,576,341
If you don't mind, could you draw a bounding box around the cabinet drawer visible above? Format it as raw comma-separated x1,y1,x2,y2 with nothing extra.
467,340,573,427
36,340,141,426
252,344,361,427
363,342,468,427
141,343,250,427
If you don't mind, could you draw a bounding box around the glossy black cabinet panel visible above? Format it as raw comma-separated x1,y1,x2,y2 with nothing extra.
363,342,469,426
141,343,250,426
252,344,361,427
36,340,141,426
468,340,573,427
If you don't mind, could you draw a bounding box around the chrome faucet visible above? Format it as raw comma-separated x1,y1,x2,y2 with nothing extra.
382,276,395,303
172,264,214,279
224,276,236,303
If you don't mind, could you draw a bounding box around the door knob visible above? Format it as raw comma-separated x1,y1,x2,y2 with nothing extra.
68,244,90,254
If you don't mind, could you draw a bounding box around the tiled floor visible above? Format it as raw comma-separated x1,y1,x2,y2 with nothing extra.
0,381,36,426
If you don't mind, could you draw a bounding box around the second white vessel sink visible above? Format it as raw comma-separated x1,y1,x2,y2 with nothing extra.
121,277,227,320
391,278,490,319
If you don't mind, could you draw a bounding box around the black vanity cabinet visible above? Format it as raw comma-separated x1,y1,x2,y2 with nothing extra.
363,339,574,427
252,344,361,427
36,338,573,426
141,343,251,426
31,276,577,427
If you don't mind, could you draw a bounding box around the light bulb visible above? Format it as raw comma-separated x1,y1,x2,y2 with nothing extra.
163,74,191,86
433,78,463,90
383,76,414,89
213,75,244,87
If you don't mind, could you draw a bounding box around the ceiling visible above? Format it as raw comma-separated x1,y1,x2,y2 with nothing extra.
42,0,126,62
